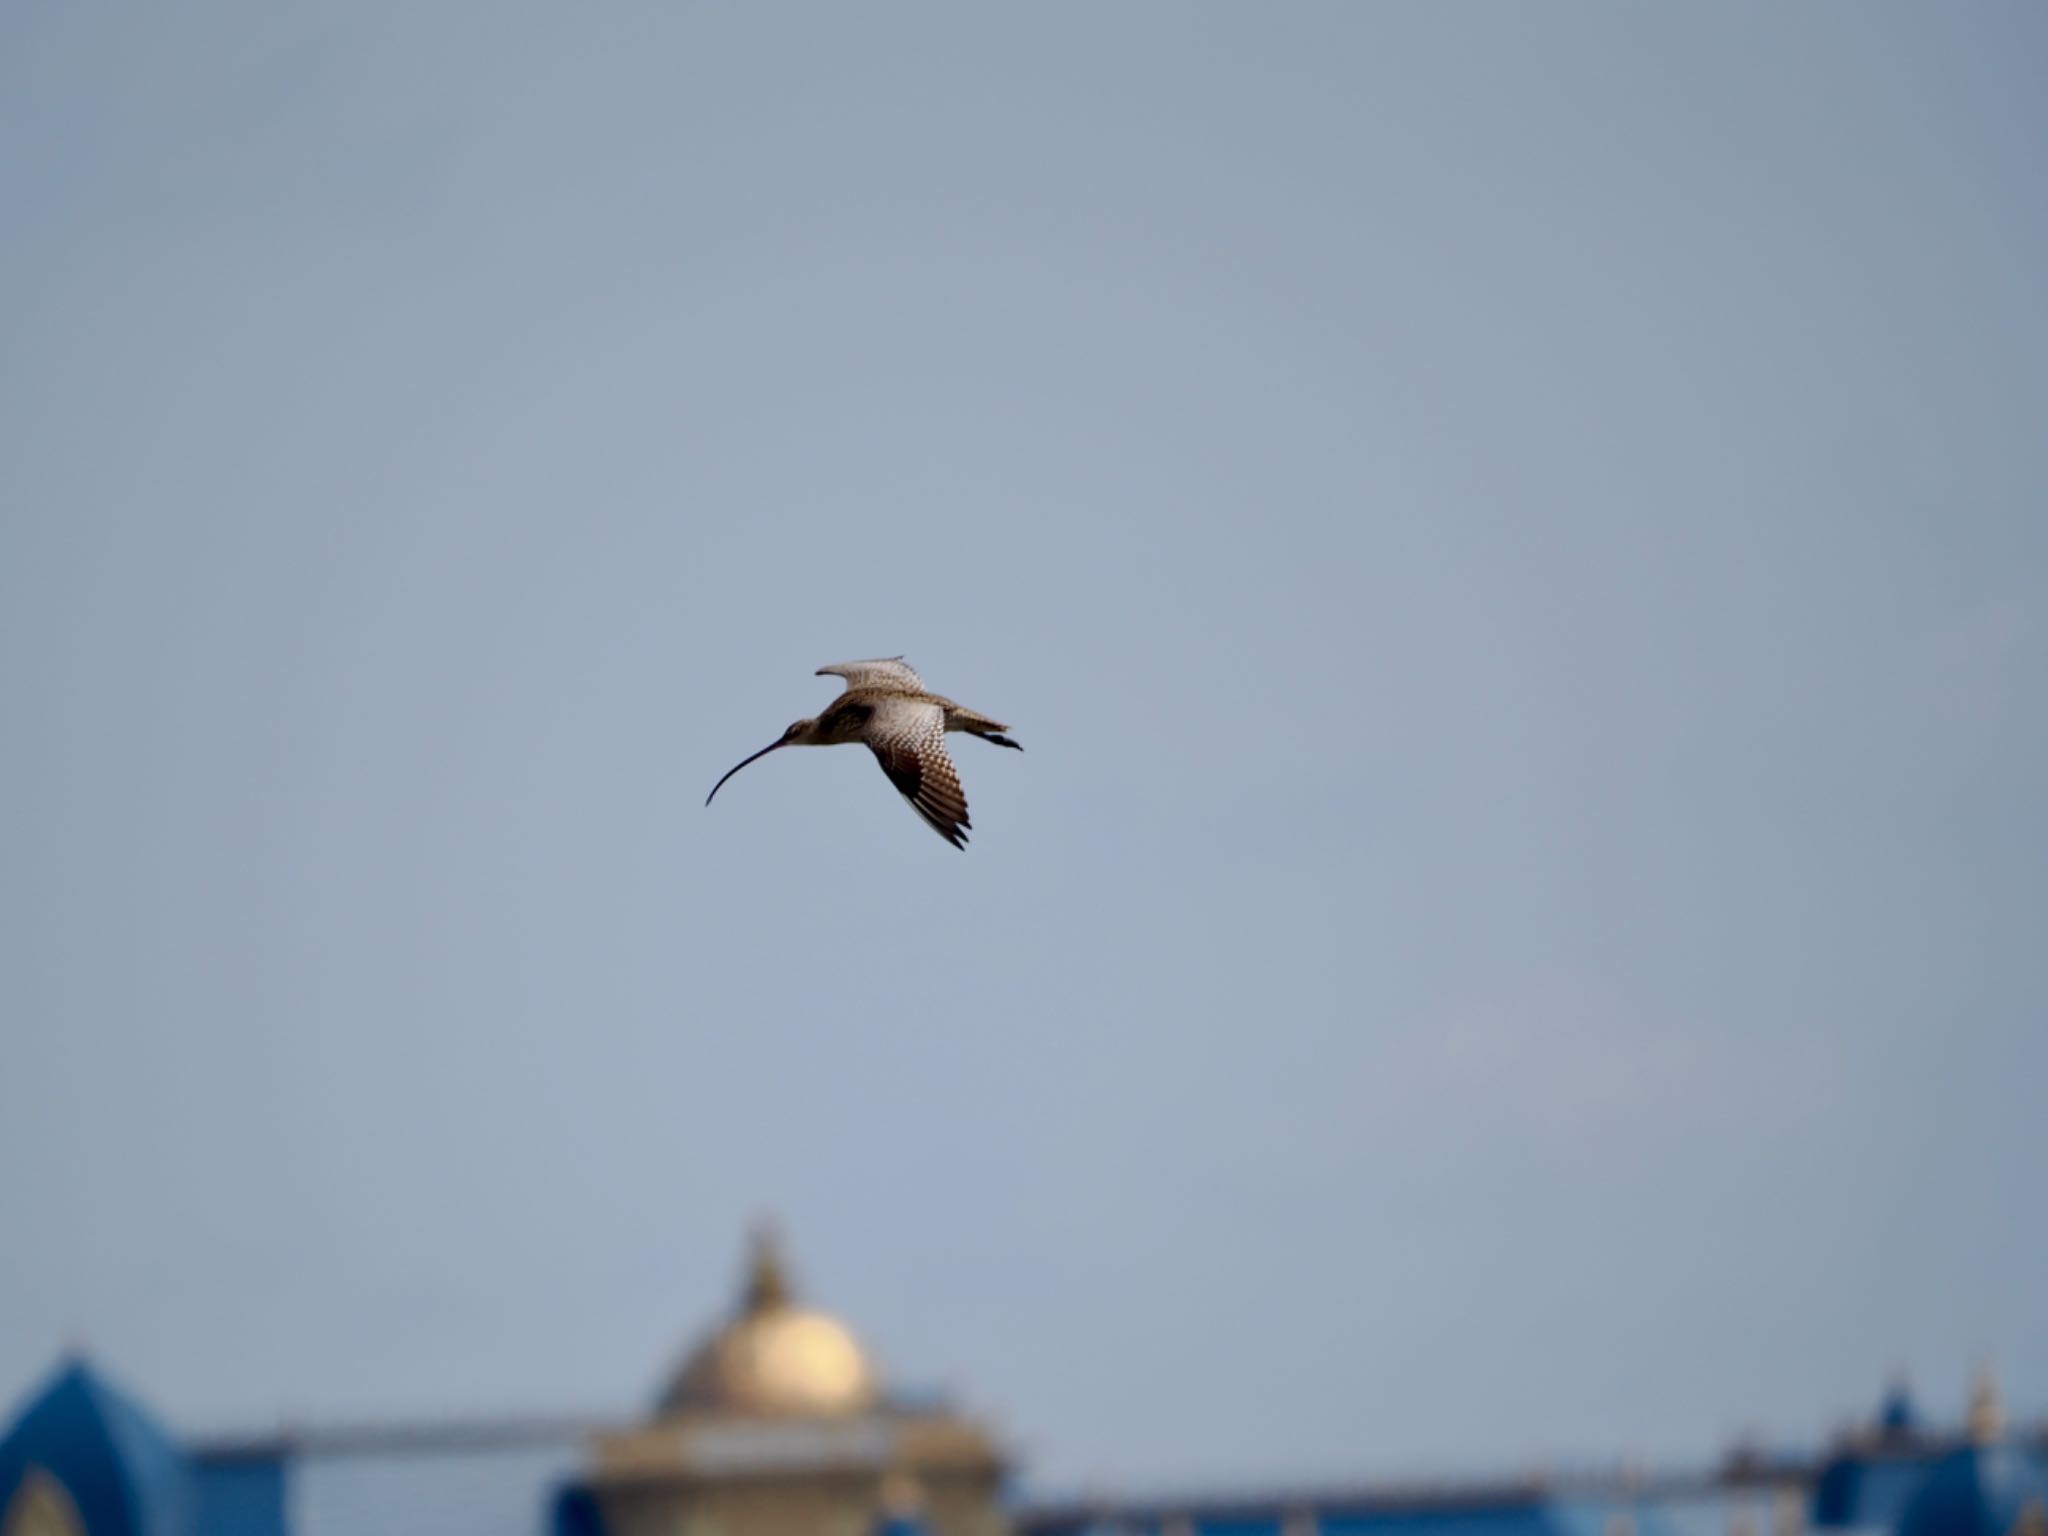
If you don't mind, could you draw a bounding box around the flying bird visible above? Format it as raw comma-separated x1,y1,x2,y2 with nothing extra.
706,658,1023,849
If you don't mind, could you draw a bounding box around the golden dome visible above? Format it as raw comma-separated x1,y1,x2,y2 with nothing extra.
658,1228,880,1419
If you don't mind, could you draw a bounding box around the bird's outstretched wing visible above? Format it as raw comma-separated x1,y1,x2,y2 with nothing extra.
864,697,970,849
817,656,925,693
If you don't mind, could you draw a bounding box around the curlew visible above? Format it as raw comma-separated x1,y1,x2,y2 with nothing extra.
706,657,1023,849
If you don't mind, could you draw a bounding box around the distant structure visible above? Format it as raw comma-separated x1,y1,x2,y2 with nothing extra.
1022,1365,2047,1536
1805,1367,2048,1536
2,1228,2042,1536
567,1226,1008,1536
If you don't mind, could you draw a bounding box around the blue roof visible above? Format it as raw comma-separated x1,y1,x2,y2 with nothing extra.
1813,1449,1942,1529
0,1358,190,1536
1322,1503,1565,1536
0,1357,287,1536
1898,1442,2048,1536
189,1456,289,1536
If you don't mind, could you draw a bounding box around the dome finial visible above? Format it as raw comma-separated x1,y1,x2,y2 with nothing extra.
1967,1361,2004,1444
657,1223,879,1418
742,1219,794,1315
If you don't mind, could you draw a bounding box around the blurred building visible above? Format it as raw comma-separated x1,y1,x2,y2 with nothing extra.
3,1230,2041,1536
1021,1367,2047,1536
568,1232,1005,1536
1803,1372,2048,1536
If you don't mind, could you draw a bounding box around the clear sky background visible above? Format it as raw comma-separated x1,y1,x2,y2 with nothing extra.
3,0,2044,1497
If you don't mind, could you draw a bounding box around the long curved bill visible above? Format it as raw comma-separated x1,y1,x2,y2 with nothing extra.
705,741,786,806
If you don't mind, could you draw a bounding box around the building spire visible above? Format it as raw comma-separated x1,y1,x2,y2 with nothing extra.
741,1220,794,1315
1967,1362,2004,1444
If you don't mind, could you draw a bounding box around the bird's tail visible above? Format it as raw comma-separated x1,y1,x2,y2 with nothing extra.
947,708,1025,751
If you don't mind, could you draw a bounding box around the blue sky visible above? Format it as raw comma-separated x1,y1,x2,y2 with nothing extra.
3,1,2044,1495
